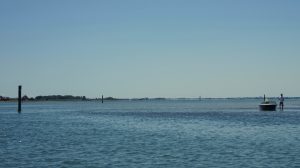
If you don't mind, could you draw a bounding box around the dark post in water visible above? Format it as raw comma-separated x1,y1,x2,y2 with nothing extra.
102,95,104,103
18,85,22,113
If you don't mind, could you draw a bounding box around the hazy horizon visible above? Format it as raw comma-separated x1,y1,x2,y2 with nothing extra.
1,0,300,98
2,93,299,100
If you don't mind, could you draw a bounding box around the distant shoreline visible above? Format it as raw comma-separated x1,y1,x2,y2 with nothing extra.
1,95,300,102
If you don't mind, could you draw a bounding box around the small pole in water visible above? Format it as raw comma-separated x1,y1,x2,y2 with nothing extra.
18,85,22,113
102,94,103,103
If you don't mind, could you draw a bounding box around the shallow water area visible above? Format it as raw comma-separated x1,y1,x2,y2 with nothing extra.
1,99,300,167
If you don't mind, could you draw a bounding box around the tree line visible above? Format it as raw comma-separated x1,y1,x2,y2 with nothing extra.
0,95,87,101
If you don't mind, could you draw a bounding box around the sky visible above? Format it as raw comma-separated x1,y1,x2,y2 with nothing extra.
1,0,300,98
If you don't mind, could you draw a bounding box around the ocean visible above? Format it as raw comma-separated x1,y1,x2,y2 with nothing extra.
1,98,300,167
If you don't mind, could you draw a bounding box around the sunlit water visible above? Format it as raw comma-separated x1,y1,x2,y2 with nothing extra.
1,99,300,167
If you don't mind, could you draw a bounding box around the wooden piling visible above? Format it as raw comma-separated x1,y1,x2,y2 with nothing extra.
18,85,22,113
102,95,103,103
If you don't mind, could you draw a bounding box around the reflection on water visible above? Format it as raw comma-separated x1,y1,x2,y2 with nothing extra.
1,99,300,167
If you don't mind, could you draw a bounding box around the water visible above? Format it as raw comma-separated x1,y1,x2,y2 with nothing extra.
1,99,300,167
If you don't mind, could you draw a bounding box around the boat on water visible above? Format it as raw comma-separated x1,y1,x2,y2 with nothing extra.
259,95,277,111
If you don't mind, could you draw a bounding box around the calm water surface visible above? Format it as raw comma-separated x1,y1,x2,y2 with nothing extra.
1,99,300,167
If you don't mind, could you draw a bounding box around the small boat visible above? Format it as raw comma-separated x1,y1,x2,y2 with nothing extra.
259,95,277,111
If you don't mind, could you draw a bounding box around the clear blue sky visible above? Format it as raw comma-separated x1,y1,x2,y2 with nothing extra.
1,0,299,98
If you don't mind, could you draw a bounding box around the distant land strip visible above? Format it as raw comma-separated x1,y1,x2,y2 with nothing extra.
1,95,300,102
